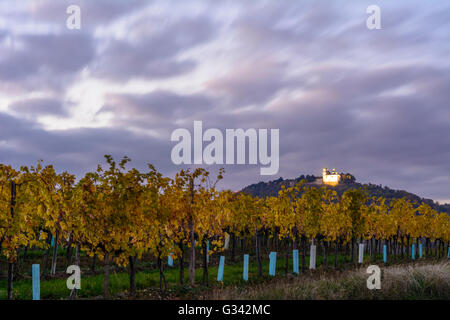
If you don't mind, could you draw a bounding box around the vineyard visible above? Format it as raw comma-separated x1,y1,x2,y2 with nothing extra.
1,155,449,300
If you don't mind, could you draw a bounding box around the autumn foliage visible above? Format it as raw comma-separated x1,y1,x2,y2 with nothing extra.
0,156,449,299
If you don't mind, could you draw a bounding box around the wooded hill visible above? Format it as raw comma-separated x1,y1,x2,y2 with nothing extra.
240,174,450,214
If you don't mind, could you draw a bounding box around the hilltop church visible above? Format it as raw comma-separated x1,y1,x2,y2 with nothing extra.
321,168,355,186
322,168,342,186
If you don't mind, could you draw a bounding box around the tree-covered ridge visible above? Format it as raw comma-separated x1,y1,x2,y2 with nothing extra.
241,175,450,214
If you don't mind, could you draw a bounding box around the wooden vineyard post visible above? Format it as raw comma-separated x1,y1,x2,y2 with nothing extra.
51,232,59,275
217,256,225,282
243,254,249,281
168,253,173,267
309,244,316,270
293,249,299,274
269,252,277,276
32,264,40,300
358,243,364,264
224,234,230,250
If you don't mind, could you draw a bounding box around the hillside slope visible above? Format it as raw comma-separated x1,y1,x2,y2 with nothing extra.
240,175,450,214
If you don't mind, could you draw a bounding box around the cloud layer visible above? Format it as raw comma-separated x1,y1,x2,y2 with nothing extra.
0,0,449,202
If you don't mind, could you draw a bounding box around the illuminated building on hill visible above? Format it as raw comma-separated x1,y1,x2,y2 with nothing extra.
322,168,341,186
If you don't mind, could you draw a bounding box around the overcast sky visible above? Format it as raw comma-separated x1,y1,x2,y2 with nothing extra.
0,0,449,203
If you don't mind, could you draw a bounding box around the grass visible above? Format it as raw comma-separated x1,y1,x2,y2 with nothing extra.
0,252,352,300
0,256,292,300
0,249,448,300
205,261,450,300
